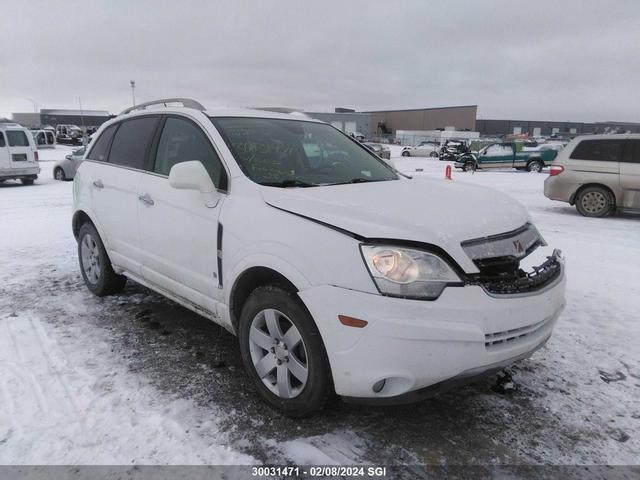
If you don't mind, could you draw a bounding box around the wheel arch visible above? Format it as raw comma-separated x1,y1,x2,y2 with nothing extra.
72,209,108,244
570,183,617,206
228,266,302,334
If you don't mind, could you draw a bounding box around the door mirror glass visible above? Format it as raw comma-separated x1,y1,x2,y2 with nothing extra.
168,160,216,193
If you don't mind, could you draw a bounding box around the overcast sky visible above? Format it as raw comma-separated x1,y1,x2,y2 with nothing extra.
1,0,639,122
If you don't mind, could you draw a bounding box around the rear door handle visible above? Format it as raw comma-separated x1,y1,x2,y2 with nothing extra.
92,179,104,189
138,193,155,206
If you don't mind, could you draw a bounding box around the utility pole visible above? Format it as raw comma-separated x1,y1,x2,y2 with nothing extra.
130,80,136,107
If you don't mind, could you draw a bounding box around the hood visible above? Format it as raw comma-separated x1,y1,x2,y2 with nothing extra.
260,177,531,273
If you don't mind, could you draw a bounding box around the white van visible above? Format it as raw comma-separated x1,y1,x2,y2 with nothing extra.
72,98,566,416
0,124,40,185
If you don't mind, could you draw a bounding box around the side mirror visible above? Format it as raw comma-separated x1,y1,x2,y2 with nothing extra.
168,161,219,208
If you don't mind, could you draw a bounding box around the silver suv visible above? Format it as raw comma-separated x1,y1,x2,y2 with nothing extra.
544,134,640,217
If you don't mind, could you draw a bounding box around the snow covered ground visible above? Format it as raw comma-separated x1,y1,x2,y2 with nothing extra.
0,146,638,468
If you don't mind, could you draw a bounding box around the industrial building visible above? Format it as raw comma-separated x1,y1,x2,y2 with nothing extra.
11,109,112,129
304,105,477,137
476,119,640,137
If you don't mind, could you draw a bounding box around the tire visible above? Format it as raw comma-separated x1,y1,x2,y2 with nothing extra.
78,222,127,296
462,161,476,172
429,151,438,158
54,168,66,181
526,160,544,173
401,150,410,157
21,178,35,185
238,285,332,417
575,186,615,218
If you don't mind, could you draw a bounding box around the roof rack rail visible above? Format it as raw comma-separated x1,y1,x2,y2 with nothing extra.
119,98,205,116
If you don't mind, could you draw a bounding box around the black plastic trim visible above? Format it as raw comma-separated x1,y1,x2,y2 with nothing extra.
217,222,223,288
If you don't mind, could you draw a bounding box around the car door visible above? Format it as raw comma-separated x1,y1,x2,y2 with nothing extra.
0,132,10,173
85,116,160,275
5,129,35,166
621,139,640,210
137,115,229,314
478,143,513,169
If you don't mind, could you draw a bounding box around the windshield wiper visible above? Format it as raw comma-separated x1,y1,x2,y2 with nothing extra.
260,179,317,188
329,178,387,186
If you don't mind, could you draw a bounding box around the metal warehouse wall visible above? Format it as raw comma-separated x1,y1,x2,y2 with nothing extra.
476,119,640,136
366,105,477,134
40,114,111,127
306,112,372,136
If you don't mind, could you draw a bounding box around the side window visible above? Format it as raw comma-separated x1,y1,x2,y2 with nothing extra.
154,117,228,190
485,144,511,156
622,140,640,164
108,117,159,170
0,132,5,147
86,124,117,162
6,131,30,147
570,140,625,162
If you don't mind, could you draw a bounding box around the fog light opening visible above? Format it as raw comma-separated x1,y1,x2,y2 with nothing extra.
372,379,386,393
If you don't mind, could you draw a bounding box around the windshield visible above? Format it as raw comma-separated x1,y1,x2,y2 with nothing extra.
211,117,398,187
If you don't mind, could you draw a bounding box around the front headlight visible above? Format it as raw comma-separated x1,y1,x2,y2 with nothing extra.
360,245,462,300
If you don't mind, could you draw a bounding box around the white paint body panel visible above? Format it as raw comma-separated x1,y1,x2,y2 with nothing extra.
73,106,566,399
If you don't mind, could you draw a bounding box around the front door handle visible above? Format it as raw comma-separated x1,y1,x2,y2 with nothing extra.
138,193,155,206
92,179,104,189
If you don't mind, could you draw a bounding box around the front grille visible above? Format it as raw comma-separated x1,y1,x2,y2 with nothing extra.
485,315,553,349
473,251,562,295
462,224,562,295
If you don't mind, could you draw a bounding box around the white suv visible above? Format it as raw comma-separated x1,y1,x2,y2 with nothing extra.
73,98,566,416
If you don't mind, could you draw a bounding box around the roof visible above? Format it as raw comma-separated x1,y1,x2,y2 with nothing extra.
568,133,640,140
41,109,110,116
114,106,323,123
363,105,478,113
0,123,27,130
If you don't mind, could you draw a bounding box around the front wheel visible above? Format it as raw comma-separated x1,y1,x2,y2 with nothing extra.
54,168,66,181
429,151,438,157
78,222,127,296
238,286,332,417
401,150,410,157
462,161,476,172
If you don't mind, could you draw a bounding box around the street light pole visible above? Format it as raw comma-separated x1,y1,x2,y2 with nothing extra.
25,98,38,113
130,80,136,107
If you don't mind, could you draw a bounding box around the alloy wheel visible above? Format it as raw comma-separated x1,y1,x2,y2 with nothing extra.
248,308,308,399
81,233,101,284
55,169,65,180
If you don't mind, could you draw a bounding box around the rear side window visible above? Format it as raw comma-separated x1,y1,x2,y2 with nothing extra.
0,132,5,147
154,117,228,190
87,124,117,162
108,116,159,170
622,140,640,163
570,139,625,162
6,130,29,147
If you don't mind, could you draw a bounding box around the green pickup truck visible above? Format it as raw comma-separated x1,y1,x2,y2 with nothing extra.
455,142,558,172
